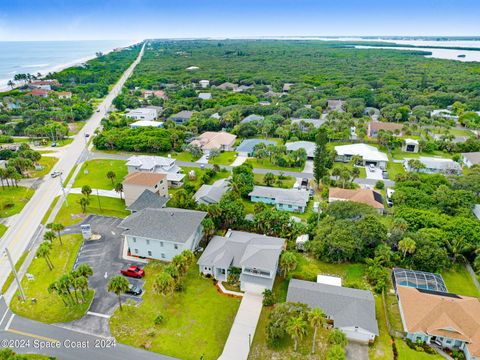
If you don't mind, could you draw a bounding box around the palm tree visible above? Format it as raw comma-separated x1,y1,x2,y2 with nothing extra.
280,251,297,277
444,237,472,264
48,281,68,306
72,276,89,301
286,316,309,352
398,237,416,258
78,196,90,213
107,275,130,311
58,274,75,304
81,185,92,198
153,272,175,296
263,172,276,187
43,231,56,244
75,263,93,279
308,308,326,354
47,223,64,245
201,218,215,243
37,241,54,270
114,182,123,200
7,80,15,89
106,171,116,185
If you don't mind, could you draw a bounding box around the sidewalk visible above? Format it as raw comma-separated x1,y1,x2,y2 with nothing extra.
69,187,120,198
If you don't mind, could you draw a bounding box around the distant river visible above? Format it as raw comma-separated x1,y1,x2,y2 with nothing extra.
0,40,136,91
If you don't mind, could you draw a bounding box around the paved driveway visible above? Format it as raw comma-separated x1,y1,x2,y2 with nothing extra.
231,155,247,167
63,215,144,337
346,341,369,360
218,292,263,360
196,154,209,164
303,160,313,174
365,166,384,180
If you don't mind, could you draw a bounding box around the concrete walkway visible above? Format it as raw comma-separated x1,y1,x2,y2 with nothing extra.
69,187,120,198
303,160,313,174
218,292,263,360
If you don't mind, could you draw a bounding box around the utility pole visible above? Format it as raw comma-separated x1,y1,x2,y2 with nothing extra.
96,188,102,212
5,248,26,301
58,172,68,207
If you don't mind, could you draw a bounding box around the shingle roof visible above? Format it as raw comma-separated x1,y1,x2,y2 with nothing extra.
197,230,285,271
335,143,389,162
236,139,276,154
397,286,480,357
462,152,480,165
249,186,310,207
170,110,194,120
329,187,384,209
194,179,229,204
287,279,379,335
291,118,327,129
240,114,264,124
190,131,236,150
285,141,316,157
119,208,206,243
127,189,169,212
123,172,166,186
369,121,404,133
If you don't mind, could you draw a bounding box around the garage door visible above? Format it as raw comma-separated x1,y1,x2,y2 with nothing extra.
242,282,266,294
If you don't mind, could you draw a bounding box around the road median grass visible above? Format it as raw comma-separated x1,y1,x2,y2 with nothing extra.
110,264,240,360
0,224,7,238
41,195,60,225
10,234,94,323
73,159,128,190
54,193,129,227
0,186,35,217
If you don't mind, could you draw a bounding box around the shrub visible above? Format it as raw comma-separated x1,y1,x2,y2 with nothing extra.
262,289,275,306
328,329,348,347
154,314,165,325
375,180,385,190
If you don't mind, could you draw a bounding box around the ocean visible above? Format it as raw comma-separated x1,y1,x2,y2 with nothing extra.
0,40,136,90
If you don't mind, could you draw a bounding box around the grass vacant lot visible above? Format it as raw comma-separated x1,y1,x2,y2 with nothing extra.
290,254,367,286
441,264,480,297
73,159,128,190
369,296,394,360
0,186,35,217
172,151,201,162
0,224,7,238
110,264,240,360
396,339,444,360
245,158,304,172
209,151,237,165
172,167,230,194
10,234,94,323
30,156,58,178
55,194,129,226
253,173,296,188
1,251,29,294
387,161,406,180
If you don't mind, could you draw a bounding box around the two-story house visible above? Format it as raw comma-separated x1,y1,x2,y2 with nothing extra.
122,172,168,207
119,208,206,261
126,155,185,187
197,230,285,294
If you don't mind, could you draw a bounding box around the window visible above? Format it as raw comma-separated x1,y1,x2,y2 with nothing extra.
288,205,292,208
148,251,152,257
154,184,158,189
160,242,164,247
161,253,165,259
132,237,136,243
134,249,138,254
146,239,150,245
174,244,178,250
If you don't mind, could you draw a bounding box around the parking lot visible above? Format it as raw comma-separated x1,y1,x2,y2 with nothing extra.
61,215,145,336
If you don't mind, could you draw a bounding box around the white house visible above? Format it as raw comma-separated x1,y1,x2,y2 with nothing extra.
286,141,316,159
403,156,462,175
126,155,185,187
119,208,206,261
462,152,480,168
130,120,164,129
199,80,210,88
402,138,420,153
335,143,389,169
126,108,158,121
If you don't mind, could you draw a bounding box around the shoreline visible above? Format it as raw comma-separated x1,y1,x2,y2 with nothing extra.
0,39,141,93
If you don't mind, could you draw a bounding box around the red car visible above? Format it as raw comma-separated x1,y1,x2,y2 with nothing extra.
120,265,145,278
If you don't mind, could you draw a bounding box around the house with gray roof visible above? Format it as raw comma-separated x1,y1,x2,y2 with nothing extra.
169,110,195,124
403,156,462,175
126,155,185,187
462,152,480,168
194,178,229,205
236,139,276,157
249,186,310,213
127,189,169,213
285,141,315,158
291,118,327,131
240,114,264,125
287,279,379,343
197,230,285,294
119,208,206,261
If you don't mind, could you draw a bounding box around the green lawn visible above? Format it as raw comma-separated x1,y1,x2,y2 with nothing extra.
0,224,7,238
245,158,304,172
110,264,240,360
41,196,60,225
385,291,404,332
1,251,29,294
29,156,58,178
290,254,367,286
386,161,406,180
0,186,35,217
73,159,128,190
369,296,394,360
174,167,230,193
209,151,237,166
171,151,201,162
396,339,444,360
332,163,367,178
54,194,129,226
68,121,86,135
441,264,480,297
253,173,296,188
10,234,94,323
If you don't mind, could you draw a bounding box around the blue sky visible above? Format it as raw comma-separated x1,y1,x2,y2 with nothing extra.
0,0,479,41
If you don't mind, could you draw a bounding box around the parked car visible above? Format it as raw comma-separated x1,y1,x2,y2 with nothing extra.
120,265,145,278
126,283,142,296
369,164,376,171
50,171,62,178
51,142,57,147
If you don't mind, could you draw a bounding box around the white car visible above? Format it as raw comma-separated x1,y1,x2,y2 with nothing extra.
51,171,62,178
369,164,376,171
